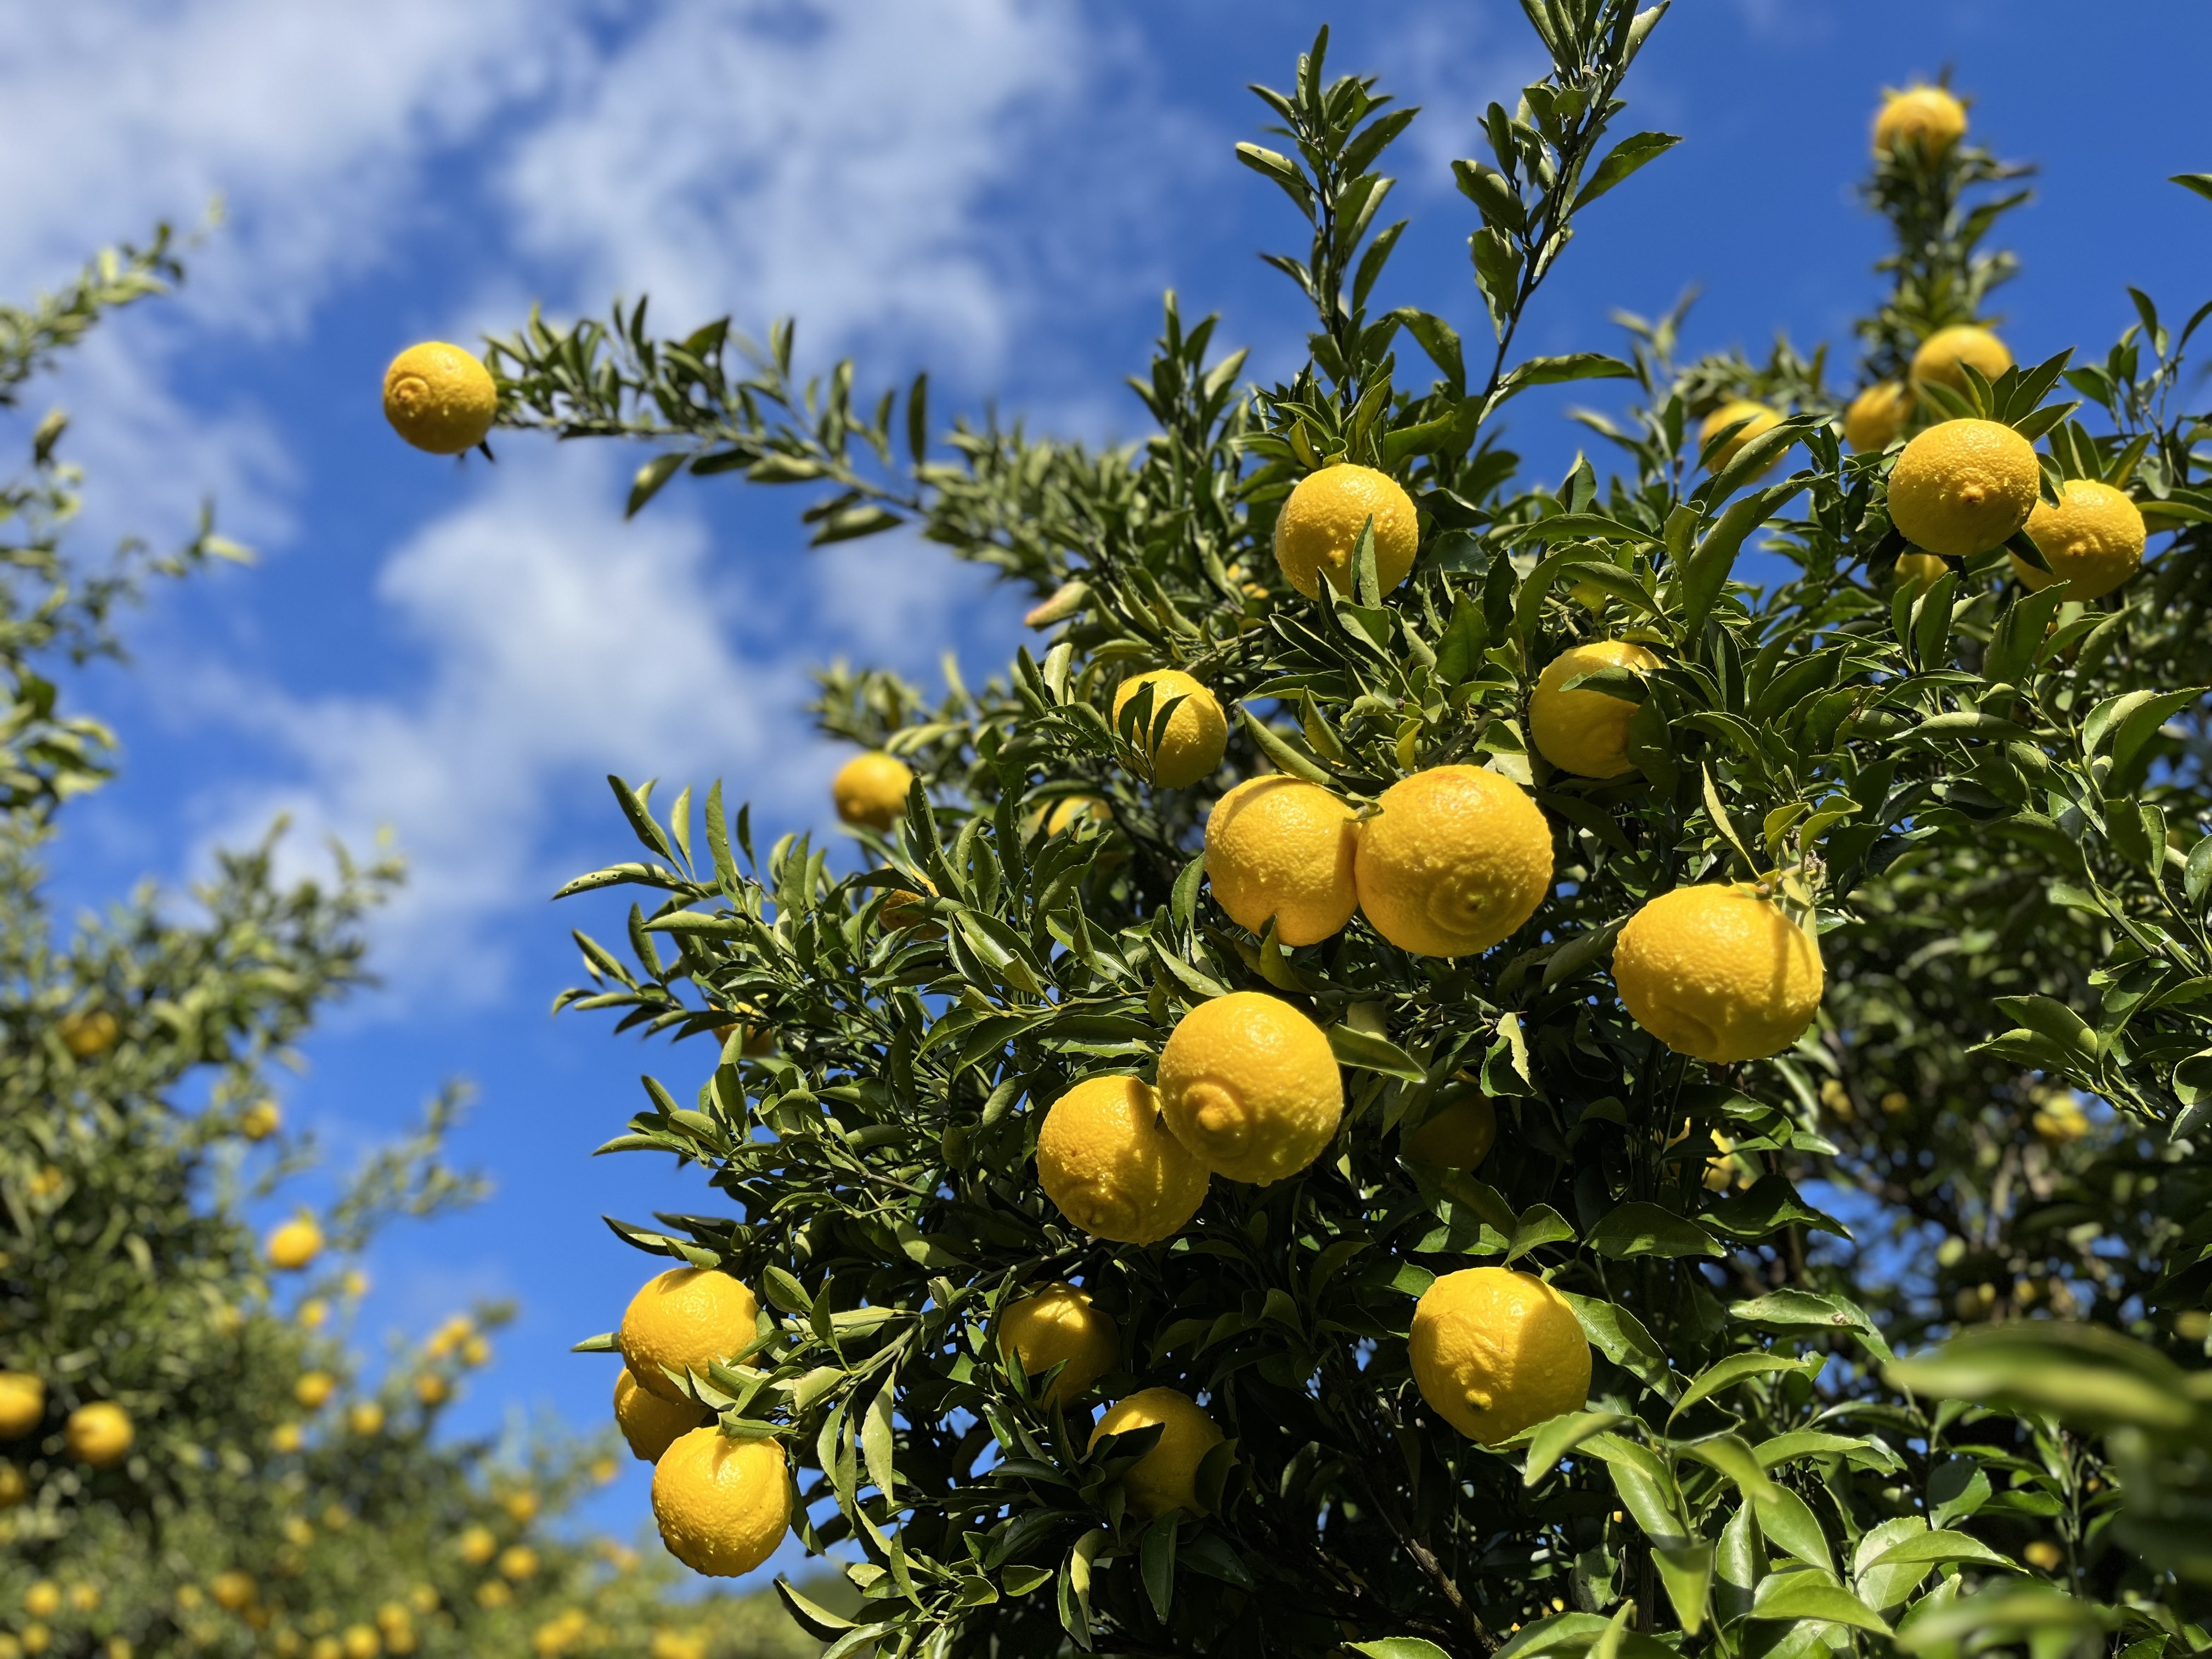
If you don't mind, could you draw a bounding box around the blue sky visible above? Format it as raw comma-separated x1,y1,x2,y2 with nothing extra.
5,0,2210,1582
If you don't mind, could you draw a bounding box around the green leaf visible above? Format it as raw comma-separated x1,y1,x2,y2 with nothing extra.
1562,1292,1680,1400
2174,173,2212,203
1571,132,1683,211
627,452,686,517
1351,1642,1454,1659
1730,1289,1893,1362
1139,1514,1178,1621
1588,1201,1722,1260
1523,1410,1630,1486
1235,705,1336,786
1750,1572,1891,1636
1327,1022,1427,1081
1703,1175,1850,1241
1885,1321,2194,1432
1669,1351,1818,1424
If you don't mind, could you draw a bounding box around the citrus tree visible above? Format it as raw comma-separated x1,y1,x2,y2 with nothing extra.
469,4,2212,1656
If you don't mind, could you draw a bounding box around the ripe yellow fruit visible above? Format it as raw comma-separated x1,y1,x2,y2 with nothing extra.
1844,382,1911,452
1036,1075,1209,1244
24,1584,60,1619
1410,1267,1591,1444
0,1372,44,1439
1875,86,1967,159
341,1626,380,1659
711,1018,777,1059
2023,1539,2066,1573
831,752,914,832
347,1402,385,1437
65,1402,133,1468
0,1462,27,1509
1204,777,1358,945
998,1283,1119,1407
474,1584,512,1611
297,1299,330,1331
619,1268,762,1402
1613,884,1825,1063
1911,325,2012,398
269,1423,303,1453
210,1573,256,1613
651,1428,793,1577
498,1547,539,1583
382,342,498,455
1893,552,1949,593
1038,794,1109,836
459,1335,492,1368
1271,463,1421,600
877,874,940,935
1529,641,1660,780
616,1369,709,1462
1402,1096,1498,1170
1697,400,1782,473
66,1587,98,1616
651,1633,708,1659
239,1101,281,1141
2011,478,2145,602
295,1372,335,1409
1353,766,1554,958
1156,993,1343,1185
1090,1388,1223,1517
1887,417,2041,557
266,1217,324,1272
456,1526,497,1566
413,1373,451,1407
1112,670,1227,789
57,1009,120,1058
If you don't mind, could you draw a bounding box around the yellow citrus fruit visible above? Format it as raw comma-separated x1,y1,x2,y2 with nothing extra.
457,1526,497,1566
619,1268,761,1402
1039,794,1109,836
341,1628,379,1659
1844,382,1911,452
239,1101,281,1141
460,1335,491,1367
1271,463,1421,600
0,1462,26,1508
382,343,498,455
1529,640,1661,780
1410,1267,1592,1444
1112,670,1227,789
831,752,914,832
413,1372,451,1408
1402,1096,1498,1169
1353,766,1554,958
1203,776,1358,945
0,1373,45,1440
1887,417,2041,557
1036,1074,1209,1244
712,1018,777,1059
1911,325,2012,397
651,1634,707,1659
2033,1093,2091,1144
347,1402,385,1437
269,1423,303,1453
1697,400,1782,473
1893,552,1949,593
266,1217,324,1272
2011,478,2145,601
295,1372,335,1409
1156,992,1343,1185
498,1547,539,1583
997,1283,1119,1406
1088,1387,1224,1519
615,1369,709,1463
651,1428,793,1577
67,1587,98,1616
1613,883,1826,1063
1875,86,1967,159
57,1009,120,1058
65,1402,133,1468
878,874,940,934
209,1573,255,1613
24,1584,60,1619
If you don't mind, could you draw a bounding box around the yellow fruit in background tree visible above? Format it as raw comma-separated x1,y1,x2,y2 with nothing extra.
2011,478,2145,601
474,1584,511,1610
1203,776,1359,945
1911,325,2012,396
1111,669,1227,788
619,1267,761,1402
997,1283,1118,1407
347,1402,385,1437
65,1402,133,1467
1036,1074,1209,1244
498,1547,539,1582
1156,992,1343,1185
1271,462,1421,599
651,1428,793,1577
1613,883,1826,1063
1529,640,1660,779
1037,794,1108,836
502,1488,540,1523
298,1299,329,1331
341,1626,379,1659
711,1018,777,1058
615,1369,709,1463
1089,1387,1224,1519
413,1373,450,1406
66,1587,98,1615
1844,381,1912,452
1353,765,1554,958
1696,400,1783,473
382,342,498,455
240,1100,281,1140
1402,1096,1498,1170
651,1633,708,1659
210,1574,255,1613
830,752,914,832
877,874,940,935
295,1372,335,1409
457,1527,496,1566
0,1373,44,1439
1410,1267,1592,1444
1894,552,1949,592
266,1216,324,1272
459,1334,492,1368
269,1423,303,1453
1875,85,1967,159
0,1462,27,1508
57,1009,120,1058
1886,417,2041,557
24,1584,60,1619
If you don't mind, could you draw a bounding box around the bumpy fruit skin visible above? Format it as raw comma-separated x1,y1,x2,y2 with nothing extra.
1613,883,1825,1063
1402,1096,1498,1170
831,752,915,832
266,1217,324,1271
1156,992,1344,1185
382,342,499,455
651,1429,793,1577
1697,400,1782,474
1354,766,1554,958
1887,418,2042,557
2011,478,2145,602
1271,464,1421,599
997,1283,1119,1406
1036,1075,1209,1244
1204,777,1359,945
65,1402,134,1468
1875,86,1967,159
0,1373,44,1439
1089,1387,1224,1518
1893,552,1949,593
616,1369,710,1463
1844,382,1911,452
1529,640,1661,780
1410,1268,1591,1444
1112,670,1227,788
1911,325,2012,396
619,1269,762,1402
